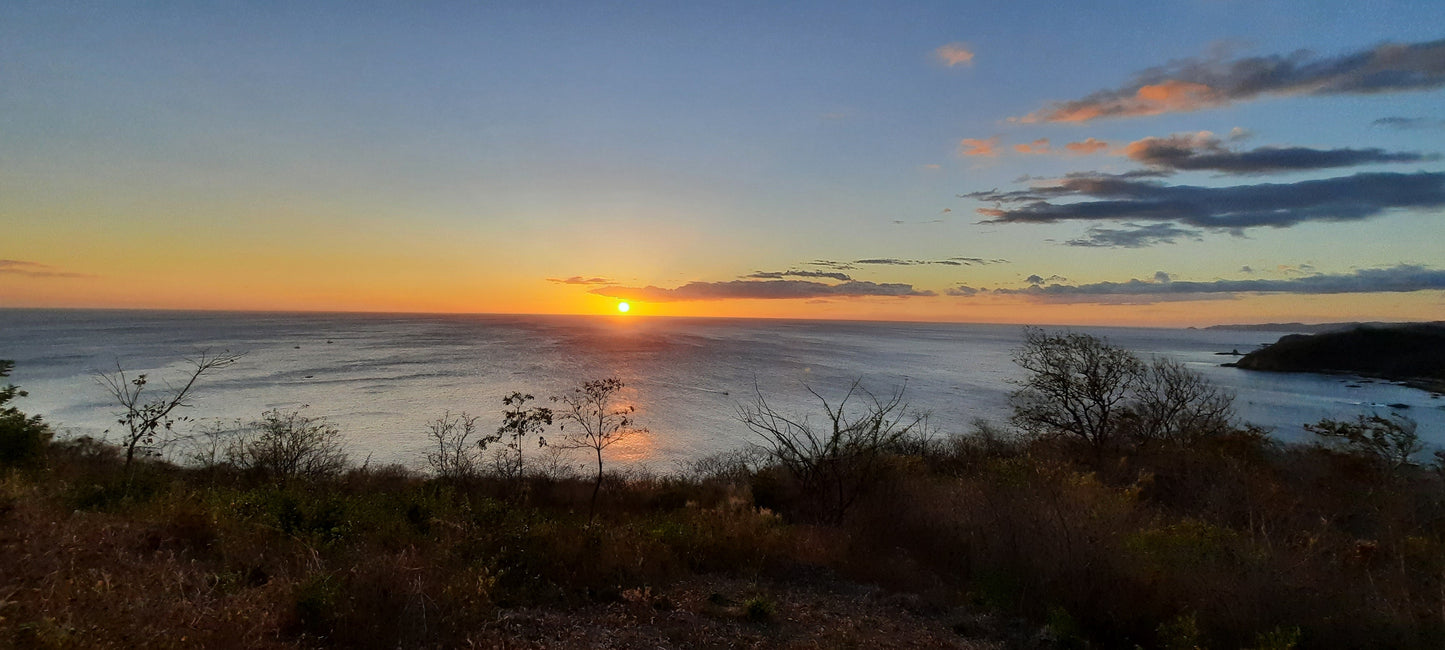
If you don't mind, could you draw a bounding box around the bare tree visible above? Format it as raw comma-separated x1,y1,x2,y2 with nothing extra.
552,378,644,523
96,350,242,468
1009,328,1143,450
739,380,925,523
496,392,551,481
1125,357,1236,446
1009,329,1235,452
426,411,487,481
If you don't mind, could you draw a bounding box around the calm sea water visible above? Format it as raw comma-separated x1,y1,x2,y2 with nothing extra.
2,309,1441,469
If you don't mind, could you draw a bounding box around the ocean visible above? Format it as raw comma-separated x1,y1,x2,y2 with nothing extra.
2,309,1441,470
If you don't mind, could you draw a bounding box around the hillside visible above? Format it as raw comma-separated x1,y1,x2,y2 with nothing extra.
1230,323,1445,392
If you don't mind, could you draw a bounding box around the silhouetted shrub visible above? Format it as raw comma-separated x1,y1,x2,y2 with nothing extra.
739,380,926,523
227,408,349,482
0,360,51,468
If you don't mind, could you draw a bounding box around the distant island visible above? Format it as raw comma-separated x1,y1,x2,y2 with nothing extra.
1226,323,1445,394
1206,321,1445,334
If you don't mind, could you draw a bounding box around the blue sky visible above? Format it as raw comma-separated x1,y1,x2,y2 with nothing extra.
3,1,1443,324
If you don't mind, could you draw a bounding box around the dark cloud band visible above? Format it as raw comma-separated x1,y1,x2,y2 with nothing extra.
589,280,935,302
970,171,1445,230
991,265,1445,300
1124,133,1436,175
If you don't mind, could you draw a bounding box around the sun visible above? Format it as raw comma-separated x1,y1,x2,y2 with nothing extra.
616,301,631,313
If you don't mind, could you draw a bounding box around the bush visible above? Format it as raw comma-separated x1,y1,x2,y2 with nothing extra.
1305,412,1421,473
426,411,485,480
228,409,349,482
0,360,51,467
739,380,925,523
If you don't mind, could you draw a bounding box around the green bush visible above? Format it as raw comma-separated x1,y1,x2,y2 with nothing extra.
0,360,51,467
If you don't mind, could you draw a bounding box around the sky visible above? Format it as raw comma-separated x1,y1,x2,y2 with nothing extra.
2,1,1443,326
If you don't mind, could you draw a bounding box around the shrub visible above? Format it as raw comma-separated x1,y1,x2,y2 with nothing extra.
1305,412,1421,473
495,392,552,481
426,411,485,480
228,409,349,482
739,380,925,523
94,350,241,467
0,360,51,467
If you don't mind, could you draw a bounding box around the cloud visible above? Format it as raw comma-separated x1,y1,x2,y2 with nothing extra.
547,276,613,285
947,285,982,296
589,280,935,302
985,264,1445,302
1374,116,1445,130
1015,138,1051,154
959,137,1000,157
1065,223,1204,248
802,257,1005,272
852,257,1006,266
935,43,975,67
1123,131,1437,175
1019,38,1445,123
970,171,1445,231
0,259,92,279
1065,138,1110,154
746,269,854,282
1240,265,1254,274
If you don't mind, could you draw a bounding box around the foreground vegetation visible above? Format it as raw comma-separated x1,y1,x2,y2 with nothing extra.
2,333,1443,649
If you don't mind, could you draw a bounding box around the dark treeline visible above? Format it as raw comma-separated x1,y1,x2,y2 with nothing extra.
0,330,1441,649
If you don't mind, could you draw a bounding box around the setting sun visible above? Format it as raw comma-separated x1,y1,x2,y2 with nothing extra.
617,302,631,313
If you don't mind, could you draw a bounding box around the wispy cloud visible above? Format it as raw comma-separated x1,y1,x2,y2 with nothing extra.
1374,116,1445,130
1019,38,1445,123
984,264,1445,302
745,269,853,282
0,259,92,279
935,42,975,67
1002,137,1112,156
547,276,613,285
959,137,1000,157
589,280,935,302
854,257,1006,267
1065,138,1110,154
1123,131,1437,175
969,171,1445,232
807,257,1007,269
1014,138,1051,154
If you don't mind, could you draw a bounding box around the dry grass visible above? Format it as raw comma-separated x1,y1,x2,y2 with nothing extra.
5,427,1445,648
